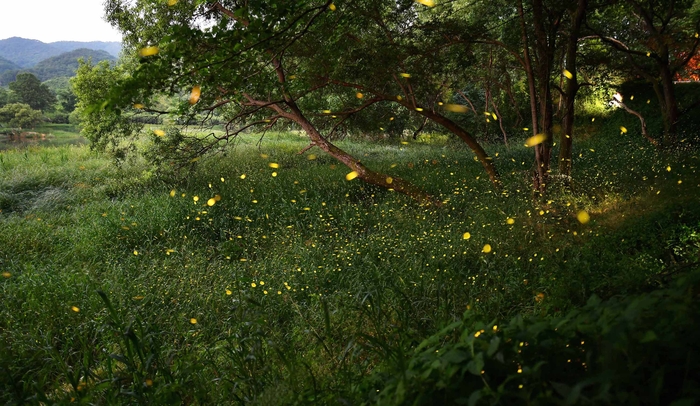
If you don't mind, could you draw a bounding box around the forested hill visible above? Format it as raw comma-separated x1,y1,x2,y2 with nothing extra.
31,49,116,81
0,37,121,68
0,42,118,85
0,37,60,68
0,56,20,76
50,41,121,58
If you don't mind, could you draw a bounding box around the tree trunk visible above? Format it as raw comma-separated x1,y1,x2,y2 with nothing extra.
502,73,523,127
531,0,557,195
483,83,491,138
517,0,539,137
269,54,439,205
325,78,500,190
413,116,429,140
409,106,501,189
558,0,588,180
616,99,657,146
491,98,508,147
284,100,440,205
659,62,679,146
534,89,553,194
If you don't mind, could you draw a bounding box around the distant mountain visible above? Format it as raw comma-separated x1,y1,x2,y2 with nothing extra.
32,48,116,81
0,37,122,68
0,48,117,86
0,37,62,68
0,70,18,86
0,55,21,75
50,41,121,58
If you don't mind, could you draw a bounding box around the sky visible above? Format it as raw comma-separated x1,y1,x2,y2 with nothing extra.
0,0,122,43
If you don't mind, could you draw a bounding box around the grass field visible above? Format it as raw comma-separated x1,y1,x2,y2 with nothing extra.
1,123,699,404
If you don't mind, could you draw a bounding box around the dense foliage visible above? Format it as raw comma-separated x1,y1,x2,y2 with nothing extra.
0,56,20,77
8,72,55,111
374,273,700,405
75,0,700,197
0,102,42,130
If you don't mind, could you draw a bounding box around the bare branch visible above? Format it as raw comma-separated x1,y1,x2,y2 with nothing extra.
203,99,232,111
613,98,658,146
297,143,317,155
456,91,478,115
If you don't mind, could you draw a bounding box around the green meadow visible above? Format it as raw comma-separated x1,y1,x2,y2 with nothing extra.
1,121,699,404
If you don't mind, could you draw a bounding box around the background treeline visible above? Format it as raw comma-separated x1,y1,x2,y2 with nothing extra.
0,39,120,131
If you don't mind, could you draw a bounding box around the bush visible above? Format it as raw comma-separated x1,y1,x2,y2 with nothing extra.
44,111,70,124
368,269,700,405
0,103,43,130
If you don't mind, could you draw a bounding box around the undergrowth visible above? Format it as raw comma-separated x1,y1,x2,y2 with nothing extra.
0,123,698,404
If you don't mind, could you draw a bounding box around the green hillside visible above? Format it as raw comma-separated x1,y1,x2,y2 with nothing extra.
0,48,117,85
49,41,121,58
0,55,20,75
31,48,116,81
0,69,20,86
41,76,71,92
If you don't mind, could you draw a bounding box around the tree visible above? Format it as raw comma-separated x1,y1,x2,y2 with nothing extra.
442,0,566,193
8,72,56,111
44,76,79,113
558,0,589,180
0,87,11,108
298,0,503,189
91,0,698,201
0,103,43,130
587,0,700,146
94,0,440,203
72,60,142,160
57,88,77,113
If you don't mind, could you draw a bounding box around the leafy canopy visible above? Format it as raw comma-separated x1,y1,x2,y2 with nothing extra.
0,103,43,129
8,72,56,111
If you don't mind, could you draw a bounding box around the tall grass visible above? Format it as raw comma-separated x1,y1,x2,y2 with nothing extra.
0,123,698,404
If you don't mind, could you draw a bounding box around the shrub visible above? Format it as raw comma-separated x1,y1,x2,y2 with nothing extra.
0,103,43,130
369,269,700,405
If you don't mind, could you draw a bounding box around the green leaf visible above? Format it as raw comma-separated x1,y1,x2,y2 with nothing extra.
467,352,484,376
468,390,482,406
442,349,468,364
487,336,501,357
641,330,658,343
550,381,572,399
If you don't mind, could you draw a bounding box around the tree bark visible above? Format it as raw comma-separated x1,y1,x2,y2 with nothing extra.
491,98,508,147
324,79,501,190
517,0,539,137
558,0,588,180
268,51,439,205
284,100,440,205
531,0,558,195
406,106,501,189
615,99,657,147
659,61,679,146
413,116,429,140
